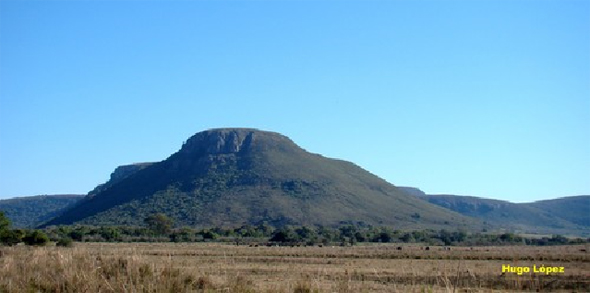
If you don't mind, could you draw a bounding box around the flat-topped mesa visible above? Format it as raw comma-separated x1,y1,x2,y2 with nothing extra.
179,128,294,155
42,127,481,229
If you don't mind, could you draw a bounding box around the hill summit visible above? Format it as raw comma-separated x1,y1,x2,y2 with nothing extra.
43,128,475,229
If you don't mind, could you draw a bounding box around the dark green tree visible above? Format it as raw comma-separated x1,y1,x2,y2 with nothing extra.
550,234,568,245
295,226,316,240
339,225,357,239
317,226,336,244
170,227,196,242
401,232,415,243
0,211,9,232
1,229,24,246
0,211,20,246
99,226,121,241
56,237,74,247
144,213,173,235
22,230,50,246
269,227,298,243
200,229,218,240
438,229,453,245
257,223,274,237
453,230,467,243
354,231,366,242
235,225,263,238
375,231,392,243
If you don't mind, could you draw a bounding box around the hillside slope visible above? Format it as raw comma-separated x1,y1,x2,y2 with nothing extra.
87,162,155,197
0,195,84,228
401,187,589,236
528,196,590,227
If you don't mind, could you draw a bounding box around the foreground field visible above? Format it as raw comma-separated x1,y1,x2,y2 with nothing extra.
1,243,589,292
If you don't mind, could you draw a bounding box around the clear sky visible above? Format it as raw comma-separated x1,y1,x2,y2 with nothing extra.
0,0,588,202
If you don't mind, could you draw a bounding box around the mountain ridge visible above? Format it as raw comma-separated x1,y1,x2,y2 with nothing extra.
0,194,85,228
42,128,478,229
398,187,589,236
5,129,586,236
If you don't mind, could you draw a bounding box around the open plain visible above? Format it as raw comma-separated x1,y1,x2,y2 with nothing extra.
1,242,589,292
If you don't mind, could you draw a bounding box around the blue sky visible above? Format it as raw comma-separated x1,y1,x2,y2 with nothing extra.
0,0,588,202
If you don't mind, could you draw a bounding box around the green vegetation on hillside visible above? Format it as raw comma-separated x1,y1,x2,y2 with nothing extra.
1,211,50,246
88,163,154,197
411,192,590,236
529,196,590,227
5,130,586,237
42,129,478,230
0,194,84,228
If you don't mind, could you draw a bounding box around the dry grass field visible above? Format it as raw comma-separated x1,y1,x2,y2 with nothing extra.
1,242,589,292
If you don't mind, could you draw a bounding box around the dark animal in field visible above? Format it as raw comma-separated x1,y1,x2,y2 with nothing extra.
397,246,402,250
581,249,587,252
425,246,430,251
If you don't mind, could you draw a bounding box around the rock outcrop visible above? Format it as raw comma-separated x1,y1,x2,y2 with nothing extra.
180,128,256,154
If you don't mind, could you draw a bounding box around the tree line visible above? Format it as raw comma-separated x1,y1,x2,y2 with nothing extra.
1,212,588,247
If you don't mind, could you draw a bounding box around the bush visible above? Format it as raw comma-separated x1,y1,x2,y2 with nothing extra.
22,230,50,246
269,228,298,243
1,229,25,246
56,237,74,247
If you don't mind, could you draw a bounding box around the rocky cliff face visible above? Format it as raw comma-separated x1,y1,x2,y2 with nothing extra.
178,128,295,155
181,128,254,154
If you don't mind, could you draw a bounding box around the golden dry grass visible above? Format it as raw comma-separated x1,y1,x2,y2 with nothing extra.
1,243,588,292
